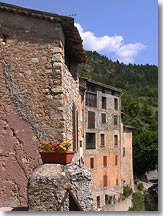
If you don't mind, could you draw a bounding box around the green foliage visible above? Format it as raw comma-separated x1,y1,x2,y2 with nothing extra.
80,51,158,176
137,182,144,191
123,185,133,198
131,192,145,211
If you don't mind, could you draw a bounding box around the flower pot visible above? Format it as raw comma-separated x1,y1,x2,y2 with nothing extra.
40,151,75,165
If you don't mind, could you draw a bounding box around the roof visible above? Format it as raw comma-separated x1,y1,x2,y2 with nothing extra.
80,77,122,94
0,2,87,63
123,125,135,130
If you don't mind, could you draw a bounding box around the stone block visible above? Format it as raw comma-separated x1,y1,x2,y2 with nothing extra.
28,163,92,211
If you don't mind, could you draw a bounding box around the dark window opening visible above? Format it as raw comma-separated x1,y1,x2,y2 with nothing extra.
101,113,106,124
114,135,118,146
103,156,107,167
114,115,118,126
86,93,97,107
115,155,118,165
123,147,126,157
88,111,95,129
100,134,105,146
102,97,107,109
97,196,100,208
87,83,96,92
116,178,118,185
103,175,108,187
102,87,105,93
86,133,96,149
105,195,109,205
114,98,118,110
90,157,94,169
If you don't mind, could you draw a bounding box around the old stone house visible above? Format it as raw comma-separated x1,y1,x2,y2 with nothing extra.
0,2,86,207
0,2,134,210
79,77,134,208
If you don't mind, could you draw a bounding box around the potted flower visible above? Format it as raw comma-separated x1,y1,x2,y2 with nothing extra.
39,141,74,164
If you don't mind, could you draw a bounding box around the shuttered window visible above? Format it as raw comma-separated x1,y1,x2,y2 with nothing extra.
103,156,107,167
90,158,94,169
88,111,95,129
101,113,106,124
103,175,108,187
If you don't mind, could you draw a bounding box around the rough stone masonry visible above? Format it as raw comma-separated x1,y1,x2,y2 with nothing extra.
28,163,93,211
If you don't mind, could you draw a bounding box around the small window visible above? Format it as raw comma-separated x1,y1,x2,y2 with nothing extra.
102,97,107,109
123,147,126,157
115,155,118,165
90,157,94,169
86,133,96,149
103,156,107,167
86,93,97,107
101,113,106,124
116,178,118,185
103,175,108,187
114,115,118,125
114,135,118,146
87,83,96,92
114,98,118,110
105,195,109,205
100,134,105,146
97,196,100,208
88,111,95,129
102,87,105,93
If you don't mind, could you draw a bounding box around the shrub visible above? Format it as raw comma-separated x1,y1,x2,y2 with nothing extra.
137,182,144,191
131,191,145,211
123,185,133,198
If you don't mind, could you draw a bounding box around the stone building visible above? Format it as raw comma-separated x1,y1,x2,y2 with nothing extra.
79,77,134,208
0,2,86,207
0,2,134,210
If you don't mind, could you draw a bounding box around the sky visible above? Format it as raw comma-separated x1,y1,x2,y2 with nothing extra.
0,0,158,66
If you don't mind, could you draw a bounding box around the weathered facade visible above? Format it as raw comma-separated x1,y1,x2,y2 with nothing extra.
0,2,134,210
0,2,86,207
79,77,134,209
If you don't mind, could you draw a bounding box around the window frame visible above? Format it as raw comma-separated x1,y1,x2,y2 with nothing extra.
100,134,105,147
86,133,96,149
102,96,107,109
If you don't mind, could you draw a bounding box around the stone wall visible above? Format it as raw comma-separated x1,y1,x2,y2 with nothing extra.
0,12,80,207
80,79,122,208
121,124,134,190
28,163,92,211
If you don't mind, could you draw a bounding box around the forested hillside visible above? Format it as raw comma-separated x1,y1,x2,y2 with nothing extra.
80,51,158,177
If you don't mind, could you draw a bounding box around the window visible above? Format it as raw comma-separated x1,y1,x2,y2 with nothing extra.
97,196,100,208
87,83,96,92
103,156,107,167
105,195,109,205
114,98,118,110
116,178,118,185
100,134,105,146
103,175,108,187
115,155,118,165
114,135,118,146
86,93,97,107
101,113,106,124
123,147,126,157
102,87,105,93
102,97,107,109
88,111,95,129
90,157,94,169
86,133,96,149
114,115,118,126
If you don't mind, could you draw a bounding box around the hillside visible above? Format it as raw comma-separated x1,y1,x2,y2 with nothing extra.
80,51,158,176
